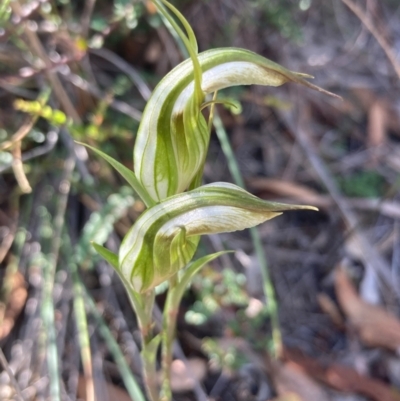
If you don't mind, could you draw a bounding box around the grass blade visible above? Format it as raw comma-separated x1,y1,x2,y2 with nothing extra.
212,112,282,357
83,288,146,401
40,157,75,400
41,257,61,400
69,259,95,401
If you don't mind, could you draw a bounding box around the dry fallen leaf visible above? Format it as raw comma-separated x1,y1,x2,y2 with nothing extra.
247,178,326,206
269,393,302,401
335,266,400,352
317,293,345,329
268,359,331,401
352,88,400,139
284,348,400,401
367,99,387,165
247,177,400,219
0,270,28,340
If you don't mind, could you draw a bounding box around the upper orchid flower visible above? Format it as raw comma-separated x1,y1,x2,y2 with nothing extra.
133,1,339,202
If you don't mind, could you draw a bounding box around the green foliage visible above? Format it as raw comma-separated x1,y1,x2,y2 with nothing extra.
251,0,302,40
75,186,136,269
0,0,11,23
14,99,69,126
0,151,13,168
113,0,144,29
77,142,155,207
89,0,146,48
202,338,249,371
186,267,249,326
337,170,386,198
92,242,119,269
188,264,274,350
90,16,109,32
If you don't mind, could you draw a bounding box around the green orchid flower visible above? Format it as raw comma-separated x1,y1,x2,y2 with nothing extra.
134,1,339,203
117,182,317,293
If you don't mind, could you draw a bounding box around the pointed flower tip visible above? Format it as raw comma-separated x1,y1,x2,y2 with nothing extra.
288,204,319,212
305,205,319,212
299,77,342,100
265,202,318,214
313,85,342,100
295,72,315,79
293,71,341,100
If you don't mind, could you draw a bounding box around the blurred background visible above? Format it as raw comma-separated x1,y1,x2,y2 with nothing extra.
1,0,400,400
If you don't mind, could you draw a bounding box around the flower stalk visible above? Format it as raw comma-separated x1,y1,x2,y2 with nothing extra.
128,289,159,401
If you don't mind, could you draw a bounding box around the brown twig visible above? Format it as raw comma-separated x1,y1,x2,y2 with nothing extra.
0,348,25,401
247,177,400,220
90,48,152,101
81,0,97,38
341,0,400,80
276,104,400,298
65,72,143,121
0,210,17,264
11,142,32,193
0,115,38,151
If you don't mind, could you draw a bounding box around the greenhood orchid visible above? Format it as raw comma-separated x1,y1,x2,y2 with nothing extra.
81,1,339,399
131,0,339,204
134,47,339,202
119,182,317,293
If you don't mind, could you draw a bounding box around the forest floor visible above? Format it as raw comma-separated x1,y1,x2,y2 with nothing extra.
1,1,400,400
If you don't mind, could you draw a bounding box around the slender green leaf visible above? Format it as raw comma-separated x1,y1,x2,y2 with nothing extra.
92,242,119,269
76,142,155,208
175,251,232,301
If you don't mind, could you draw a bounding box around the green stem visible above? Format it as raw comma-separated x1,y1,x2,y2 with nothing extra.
212,112,282,358
249,228,282,357
159,253,230,401
127,289,160,401
160,277,179,401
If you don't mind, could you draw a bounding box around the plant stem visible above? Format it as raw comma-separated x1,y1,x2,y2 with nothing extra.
159,254,229,401
213,112,282,358
127,289,160,401
249,227,282,357
160,277,179,401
